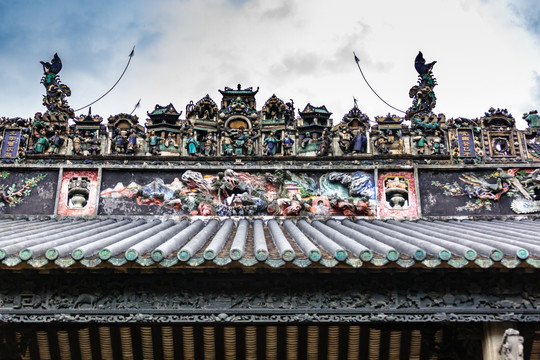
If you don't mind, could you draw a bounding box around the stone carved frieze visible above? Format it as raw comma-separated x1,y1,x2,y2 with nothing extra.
0,271,539,323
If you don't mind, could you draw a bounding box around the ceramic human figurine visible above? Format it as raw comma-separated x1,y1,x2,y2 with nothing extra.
203,133,215,156
126,129,138,154
281,133,294,156
29,129,49,154
147,130,161,156
264,131,279,155
49,130,64,154
185,132,199,156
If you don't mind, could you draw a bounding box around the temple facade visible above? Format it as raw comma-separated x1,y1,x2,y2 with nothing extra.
0,53,538,359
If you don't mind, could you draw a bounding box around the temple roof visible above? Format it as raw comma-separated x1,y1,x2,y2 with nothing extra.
1,216,538,271
147,103,181,117
299,104,331,116
219,85,259,96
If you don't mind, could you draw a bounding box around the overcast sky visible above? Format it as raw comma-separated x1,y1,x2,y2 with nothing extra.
1,0,539,128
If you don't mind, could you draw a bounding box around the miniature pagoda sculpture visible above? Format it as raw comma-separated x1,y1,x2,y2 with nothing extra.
107,113,145,155
70,108,106,156
185,95,219,156
332,101,370,155
296,104,332,156
371,114,405,155
261,95,296,156
146,104,183,155
218,85,260,156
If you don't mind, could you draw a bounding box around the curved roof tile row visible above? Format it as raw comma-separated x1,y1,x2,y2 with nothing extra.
0,217,538,270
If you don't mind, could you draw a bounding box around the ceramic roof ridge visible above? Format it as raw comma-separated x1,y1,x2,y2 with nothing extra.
178,219,220,261
73,219,161,259
21,218,118,260
460,220,540,243
125,220,191,261
356,220,449,259
50,219,140,260
0,219,101,259
253,219,268,261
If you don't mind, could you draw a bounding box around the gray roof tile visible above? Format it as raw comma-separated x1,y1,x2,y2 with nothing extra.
0,217,539,270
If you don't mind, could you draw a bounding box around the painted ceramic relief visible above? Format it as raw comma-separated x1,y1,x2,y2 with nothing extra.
99,169,376,217
0,170,57,214
431,168,540,214
0,171,47,207
378,171,418,218
57,170,99,216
